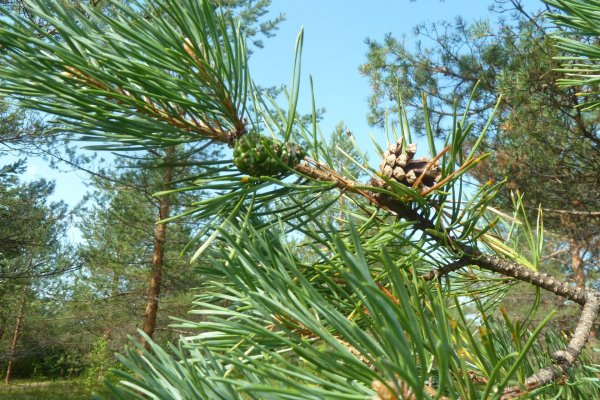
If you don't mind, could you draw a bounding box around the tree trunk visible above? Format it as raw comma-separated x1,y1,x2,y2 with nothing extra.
569,240,586,289
5,285,28,384
141,147,174,349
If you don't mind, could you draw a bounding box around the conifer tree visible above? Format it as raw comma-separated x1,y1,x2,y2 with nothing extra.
0,0,599,398
0,162,74,382
359,0,599,293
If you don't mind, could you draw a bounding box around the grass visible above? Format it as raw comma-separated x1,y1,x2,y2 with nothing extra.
0,379,106,400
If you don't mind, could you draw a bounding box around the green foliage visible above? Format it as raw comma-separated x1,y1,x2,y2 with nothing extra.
0,161,76,382
360,0,600,291
71,153,209,347
0,379,99,400
217,0,285,50
0,98,44,153
0,0,284,389
0,0,251,150
1,0,600,399
106,222,600,399
82,337,113,392
545,0,600,110
0,161,69,265
0,0,313,253
1,344,84,380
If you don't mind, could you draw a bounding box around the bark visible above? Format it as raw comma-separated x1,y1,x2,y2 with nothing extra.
5,285,28,384
141,146,174,349
569,240,586,288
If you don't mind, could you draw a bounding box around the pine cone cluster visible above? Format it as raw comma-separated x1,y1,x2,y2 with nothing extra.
233,133,305,177
374,140,441,189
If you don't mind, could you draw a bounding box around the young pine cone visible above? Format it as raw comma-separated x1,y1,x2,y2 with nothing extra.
375,140,441,189
233,133,305,177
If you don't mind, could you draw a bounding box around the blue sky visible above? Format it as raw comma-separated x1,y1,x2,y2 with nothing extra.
251,1,491,138
249,0,538,153
20,0,541,217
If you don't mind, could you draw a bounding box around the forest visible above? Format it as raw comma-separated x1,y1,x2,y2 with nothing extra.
0,0,598,399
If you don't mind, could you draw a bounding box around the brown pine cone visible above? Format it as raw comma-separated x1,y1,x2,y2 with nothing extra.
374,140,441,189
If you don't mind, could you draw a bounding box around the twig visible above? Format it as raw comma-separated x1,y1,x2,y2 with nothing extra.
422,259,470,281
537,208,600,217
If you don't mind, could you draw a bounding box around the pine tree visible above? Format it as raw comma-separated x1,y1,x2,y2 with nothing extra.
74,152,215,350
0,0,599,398
359,0,600,293
0,0,281,350
0,162,74,382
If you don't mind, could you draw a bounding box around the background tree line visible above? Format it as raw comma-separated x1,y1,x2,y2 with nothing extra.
0,0,283,387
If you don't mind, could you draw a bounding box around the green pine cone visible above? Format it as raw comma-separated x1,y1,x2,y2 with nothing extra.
233,133,306,177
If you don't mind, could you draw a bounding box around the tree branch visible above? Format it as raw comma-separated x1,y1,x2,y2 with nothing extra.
294,161,600,395
538,208,600,217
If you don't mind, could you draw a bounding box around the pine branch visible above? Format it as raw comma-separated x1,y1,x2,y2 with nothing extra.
294,160,600,395
421,259,470,281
